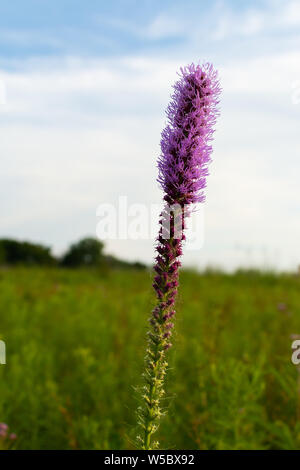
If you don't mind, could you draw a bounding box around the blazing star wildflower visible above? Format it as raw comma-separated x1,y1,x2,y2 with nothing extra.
137,63,220,450
0,423,8,438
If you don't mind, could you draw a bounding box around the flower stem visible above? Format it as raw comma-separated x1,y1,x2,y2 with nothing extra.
138,210,182,450
136,63,220,450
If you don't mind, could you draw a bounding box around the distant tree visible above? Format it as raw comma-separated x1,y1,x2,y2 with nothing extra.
61,237,104,267
0,239,56,266
131,261,147,270
0,243,5,265
103,254,146,270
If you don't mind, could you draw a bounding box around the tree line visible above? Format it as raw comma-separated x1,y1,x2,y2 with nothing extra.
0,237,146,270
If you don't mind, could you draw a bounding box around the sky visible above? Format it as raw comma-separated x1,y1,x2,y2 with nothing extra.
0,0,300,271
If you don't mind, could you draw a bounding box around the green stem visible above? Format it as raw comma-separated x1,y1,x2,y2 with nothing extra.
138,222,180,450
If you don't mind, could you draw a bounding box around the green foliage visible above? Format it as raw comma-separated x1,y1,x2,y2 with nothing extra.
0,237,146,271
60,238,104,268
103,255,146,271
0,268,300,449
0,239,55,266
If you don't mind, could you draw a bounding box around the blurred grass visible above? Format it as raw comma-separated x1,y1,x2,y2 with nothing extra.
0,267,300,449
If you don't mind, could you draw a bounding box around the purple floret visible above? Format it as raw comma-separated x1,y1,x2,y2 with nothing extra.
152,63,220,349
158,63,220,206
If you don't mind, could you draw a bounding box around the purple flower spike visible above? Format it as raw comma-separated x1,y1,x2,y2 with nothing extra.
138,63,220,451
153,63,220,349
158,63,220,206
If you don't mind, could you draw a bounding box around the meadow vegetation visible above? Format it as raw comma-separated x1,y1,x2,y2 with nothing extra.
0,267,299,449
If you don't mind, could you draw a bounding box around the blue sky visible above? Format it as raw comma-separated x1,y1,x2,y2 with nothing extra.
1,0,300,270
0,1,256,55
1,0,299,61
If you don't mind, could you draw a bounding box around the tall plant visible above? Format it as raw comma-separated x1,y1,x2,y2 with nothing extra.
137,63,220,450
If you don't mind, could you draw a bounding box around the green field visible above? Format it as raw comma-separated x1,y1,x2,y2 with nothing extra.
0,267,300,449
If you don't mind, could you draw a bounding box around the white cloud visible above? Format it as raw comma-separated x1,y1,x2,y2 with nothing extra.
283,0,300,25
0,29,62,48
145,15,184,39
0,50,300,270
213,8,264,40
212,0,300,41
221,51,300,94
